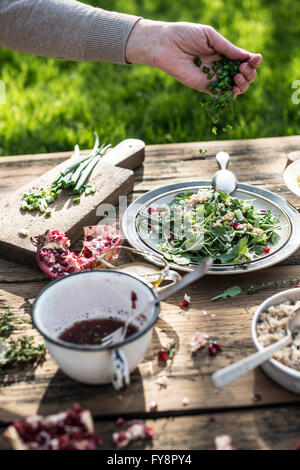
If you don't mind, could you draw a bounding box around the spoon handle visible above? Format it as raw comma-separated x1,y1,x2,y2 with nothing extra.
156,258,212,303
212,333,292,388
216,151,230,170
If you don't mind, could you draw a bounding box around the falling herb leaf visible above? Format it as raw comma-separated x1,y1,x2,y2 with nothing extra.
199,56,241,135
199,148,207,156
211,286,242,301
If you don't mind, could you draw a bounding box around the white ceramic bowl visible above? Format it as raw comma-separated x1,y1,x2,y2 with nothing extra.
32,270,159,389
251,288,300,394
283,160,300,197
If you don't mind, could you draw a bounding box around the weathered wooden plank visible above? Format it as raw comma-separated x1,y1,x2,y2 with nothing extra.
0,140,147,267
1,264,300,423
1,405,299,450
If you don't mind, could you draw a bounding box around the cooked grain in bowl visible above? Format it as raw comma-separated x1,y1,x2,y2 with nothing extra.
256,300,300,372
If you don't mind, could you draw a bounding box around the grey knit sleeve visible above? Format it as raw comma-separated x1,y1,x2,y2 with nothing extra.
0,0,142,64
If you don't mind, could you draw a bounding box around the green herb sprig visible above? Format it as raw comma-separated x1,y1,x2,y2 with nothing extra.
0,308,46,371
248,278,300,295
21,133,109,217
0,309,18,339
194,56,241,135
3,336,46,368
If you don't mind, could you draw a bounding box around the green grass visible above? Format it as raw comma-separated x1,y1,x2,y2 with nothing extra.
0,0,300,155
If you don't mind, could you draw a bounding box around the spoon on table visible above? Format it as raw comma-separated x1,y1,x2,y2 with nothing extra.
101,258,212,346
212,151,237,194
212,308,300,388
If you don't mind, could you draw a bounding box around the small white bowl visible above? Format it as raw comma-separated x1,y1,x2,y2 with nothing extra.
283,160,300,197
251,288,300,394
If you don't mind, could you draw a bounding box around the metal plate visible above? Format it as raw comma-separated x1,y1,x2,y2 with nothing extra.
122,181,300,274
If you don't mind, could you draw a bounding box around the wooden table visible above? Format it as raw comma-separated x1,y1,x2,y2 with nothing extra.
0,136,300,450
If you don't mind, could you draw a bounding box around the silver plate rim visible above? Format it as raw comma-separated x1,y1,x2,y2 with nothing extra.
122,181,300,274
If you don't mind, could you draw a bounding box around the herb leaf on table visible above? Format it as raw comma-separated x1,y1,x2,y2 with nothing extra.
211,286,242,301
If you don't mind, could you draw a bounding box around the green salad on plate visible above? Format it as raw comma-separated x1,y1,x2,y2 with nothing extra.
140,189,281,266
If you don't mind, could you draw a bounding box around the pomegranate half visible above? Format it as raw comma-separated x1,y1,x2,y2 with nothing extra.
31,225,122,280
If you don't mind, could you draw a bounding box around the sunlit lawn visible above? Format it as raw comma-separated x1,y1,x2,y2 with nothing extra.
0,0,299,155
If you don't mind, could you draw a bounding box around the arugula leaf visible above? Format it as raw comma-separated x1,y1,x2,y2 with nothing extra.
211,286,242,301
171,254,191,265
218,237,248,264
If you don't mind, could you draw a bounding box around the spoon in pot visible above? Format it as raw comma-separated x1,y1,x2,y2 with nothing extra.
101,258,212,346
212,307,300,388
212,151,237,194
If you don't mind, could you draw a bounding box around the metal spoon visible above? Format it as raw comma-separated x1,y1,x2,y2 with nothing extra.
101,258,212,346
212,151,237,194
212,308,300,388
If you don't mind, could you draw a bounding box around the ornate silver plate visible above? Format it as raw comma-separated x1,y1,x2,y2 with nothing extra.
122,181,300,274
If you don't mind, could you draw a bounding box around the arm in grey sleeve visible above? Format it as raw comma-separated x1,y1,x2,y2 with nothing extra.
0,0,142,64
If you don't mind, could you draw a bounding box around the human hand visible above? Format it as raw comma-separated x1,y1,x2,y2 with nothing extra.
126,20,262,97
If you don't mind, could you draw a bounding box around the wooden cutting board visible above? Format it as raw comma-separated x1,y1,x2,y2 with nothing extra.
0,139,145,267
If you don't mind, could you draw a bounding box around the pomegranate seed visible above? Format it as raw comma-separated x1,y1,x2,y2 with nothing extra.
131,291,137,301
145,426,154,439
179,300,190,308
260,210,267,213
168,233,174,241
72,403,81,412
251,393,262,403
147,207,152,215
263,246,270,254
229,223,239,230
209,341,222,356
131,291,137,309
115,417,124,426
158,350,168,361
208,416,220,424
182,397,189,406
150,401,158,411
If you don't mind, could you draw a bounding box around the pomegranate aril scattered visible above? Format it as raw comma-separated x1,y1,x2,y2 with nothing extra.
208,417,220,424
251,393,262,403
209,342,222,356
150,401,158,411
115,417,125,426
131,291,137,309
262,246,270,254
158,350,168,362
179,300,190,308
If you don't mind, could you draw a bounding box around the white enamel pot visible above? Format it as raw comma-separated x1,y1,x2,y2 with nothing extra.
32,270,160,390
